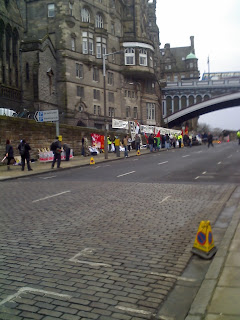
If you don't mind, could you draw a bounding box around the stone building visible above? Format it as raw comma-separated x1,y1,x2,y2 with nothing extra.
0,0,24,111
10,0,162,129
160,36,199,82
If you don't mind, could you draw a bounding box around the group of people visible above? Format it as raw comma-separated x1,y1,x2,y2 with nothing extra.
5,139,33,171
4,136,71,171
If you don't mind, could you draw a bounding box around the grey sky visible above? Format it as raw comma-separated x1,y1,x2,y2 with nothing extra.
156,0,240,130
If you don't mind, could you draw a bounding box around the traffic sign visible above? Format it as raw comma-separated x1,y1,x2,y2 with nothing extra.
34,110,59,122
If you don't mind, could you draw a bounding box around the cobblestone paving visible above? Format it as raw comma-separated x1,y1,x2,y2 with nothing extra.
0,180,235,319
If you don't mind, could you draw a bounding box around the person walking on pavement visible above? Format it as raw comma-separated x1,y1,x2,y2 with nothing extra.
123,135,128,157
51,136,62,169
18,139,33,171
81,136,85,156
107,136,112,152
207,132,214,148
237,130,240,145
5,139,14,171
148,134,154,152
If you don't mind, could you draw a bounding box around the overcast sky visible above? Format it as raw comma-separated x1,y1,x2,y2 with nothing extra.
156,0,240,130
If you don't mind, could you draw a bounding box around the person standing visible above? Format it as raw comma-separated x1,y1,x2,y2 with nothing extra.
148,134,154,152
135,134,140,151
63,143,70,161
51,136,62,169
18,139,32,171
237,130,240,145
207,132,214,148
178,134,182,148
5,139,14,171
107,136,112,152
81,136,85,156
165,134,170,150
123,135,128,157
115,136,120,157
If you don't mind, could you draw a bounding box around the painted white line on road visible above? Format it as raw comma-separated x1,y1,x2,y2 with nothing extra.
92,166,101,169
202,171,207,174
117,171,135,178
102,164,111,167
195,150,203,153
115,306,152,315
218,162,222,165
133,159,139,161
32,190,71,203
182,155,190,158
227,155,232,158
150,272,196,282
159,196,171,204
69,248,111,267
158,161,168,165
157,316,175,320
0,287,71,306
195,176,199,180
41,176,56,180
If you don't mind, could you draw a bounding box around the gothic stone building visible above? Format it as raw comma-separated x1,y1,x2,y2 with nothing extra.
160,36,199,82
2,0,162,129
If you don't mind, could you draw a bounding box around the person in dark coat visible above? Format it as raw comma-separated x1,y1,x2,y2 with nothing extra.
5,139,14,171
148,134,154,152
18,139,33,171
51,136,62,169
207,132,214,148
63,143,70,161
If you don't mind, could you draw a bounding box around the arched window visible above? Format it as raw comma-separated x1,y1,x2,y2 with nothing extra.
81,8,90,22
95,14,103,28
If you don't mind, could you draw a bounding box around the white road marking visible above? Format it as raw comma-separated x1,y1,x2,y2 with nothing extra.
182,155,190,158
202,171,207,174
115,306,152,315
150,272,196,282
41,176,56,179
133,159,139,161
195,150,203,153
102,164,111,167
32,190,71,203
117,171,135,178
0,287,71,306
69,248,111,267
158,161,168,165
218,162,222,165
227,155,232,158
92,166,101,169
195,176,199,180
159,196,171,204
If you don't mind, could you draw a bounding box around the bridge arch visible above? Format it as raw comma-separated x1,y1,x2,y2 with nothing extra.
163,92,240,127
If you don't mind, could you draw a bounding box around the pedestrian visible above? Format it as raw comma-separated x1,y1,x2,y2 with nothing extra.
81,136,85,156
135,134,140,151
63,143,70,161
178,134,182,148
165,134,170,150
172,135,176,148
107,135,112,152
237,130,240,145
115,136,120,157
18,139,33,171
127,136,131,152
148,134,154,152
50,136,62,169
123,135,128,157
207,132,214,148
5,139,14,171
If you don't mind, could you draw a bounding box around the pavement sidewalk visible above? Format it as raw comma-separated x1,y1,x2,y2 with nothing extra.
0,148,151,181
186,187,240,320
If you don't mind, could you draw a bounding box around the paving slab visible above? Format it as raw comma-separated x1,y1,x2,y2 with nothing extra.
218,266,240,287
208,287,240,315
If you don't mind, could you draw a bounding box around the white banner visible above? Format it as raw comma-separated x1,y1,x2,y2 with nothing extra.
112,119,129,129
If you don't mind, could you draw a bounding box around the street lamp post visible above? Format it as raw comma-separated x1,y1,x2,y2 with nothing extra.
103,50,123,159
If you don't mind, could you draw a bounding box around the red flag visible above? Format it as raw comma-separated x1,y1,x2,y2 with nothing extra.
156,130,160,138
144,133,148,143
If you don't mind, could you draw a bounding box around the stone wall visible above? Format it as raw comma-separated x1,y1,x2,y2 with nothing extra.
0,116,109,159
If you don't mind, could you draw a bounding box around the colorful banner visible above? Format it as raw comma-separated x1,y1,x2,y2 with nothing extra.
91,133,104,149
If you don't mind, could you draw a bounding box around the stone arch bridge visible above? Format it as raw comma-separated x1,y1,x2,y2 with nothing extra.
161,78,240,128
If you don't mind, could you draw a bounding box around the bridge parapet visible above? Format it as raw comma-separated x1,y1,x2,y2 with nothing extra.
163,79,240,89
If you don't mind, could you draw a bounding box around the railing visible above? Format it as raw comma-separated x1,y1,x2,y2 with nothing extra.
0,85,21,101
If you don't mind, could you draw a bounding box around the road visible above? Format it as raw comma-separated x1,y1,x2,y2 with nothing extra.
0,142,239,320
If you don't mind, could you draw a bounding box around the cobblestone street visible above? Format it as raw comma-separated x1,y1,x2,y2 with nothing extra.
0,179,234,320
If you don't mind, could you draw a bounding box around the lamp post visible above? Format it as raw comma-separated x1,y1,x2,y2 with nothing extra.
103,50,123,159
